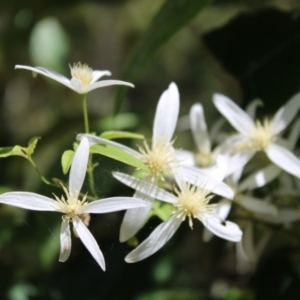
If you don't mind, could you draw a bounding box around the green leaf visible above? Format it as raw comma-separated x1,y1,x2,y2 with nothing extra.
0,145,26,158
90,144,149,173
100,131,144,140
114,0,212,113
61,150,75,175
27,136,41,155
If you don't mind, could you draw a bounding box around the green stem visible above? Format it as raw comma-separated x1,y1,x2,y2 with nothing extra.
27,156,56,187
82,94,89,133
87,154,98,199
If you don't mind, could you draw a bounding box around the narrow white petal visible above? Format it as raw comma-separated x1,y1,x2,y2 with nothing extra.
112,172,176,204
84,197,146,214
190,103,211,152
153,82,179,143
120,191,154,242
224,151,254,179
176,150,196,167
86,80,134,93
181,166,234,199
73,216,105,270
203,199,232,243
91,70,111,83
287,119,300,149
213,93,255,135
245,99,263,119
203,216,242,242
125,214,182,262
69,137,90,198
266,143,300,178
0,192,56,211
59,220,71,262
271,92,300,134
238,164,281,192
237,196,277,215
15,65,73,90
70,78,83,93
76,134,141,157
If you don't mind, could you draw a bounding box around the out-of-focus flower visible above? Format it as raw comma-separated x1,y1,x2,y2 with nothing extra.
113,171,242,262
213,93,300,178
15,63,134,94
0,137,146,270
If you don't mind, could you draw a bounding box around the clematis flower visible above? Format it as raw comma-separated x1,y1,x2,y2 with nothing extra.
203,164,280,242
0,137,146,270
213,93,300,178
15,63,134,94
112,171,242,262
78,82,180,241
78,84,235,242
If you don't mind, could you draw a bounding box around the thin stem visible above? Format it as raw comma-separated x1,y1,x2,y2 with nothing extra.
82,94,89,133
27,156,57,187
87,154,98,199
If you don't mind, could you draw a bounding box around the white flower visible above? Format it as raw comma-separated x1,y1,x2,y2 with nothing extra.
0,137,146,270
15,62,134,94
113,171,242,262
203,164,280,242
213,93,300,178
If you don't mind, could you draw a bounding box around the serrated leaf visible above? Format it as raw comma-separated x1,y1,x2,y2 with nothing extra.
61,150,75,175
90,144,149,172
114,0,211,113
100,131,144,140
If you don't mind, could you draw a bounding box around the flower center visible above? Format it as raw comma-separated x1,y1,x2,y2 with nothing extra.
174,183,216,229
138,139,178,180
54,186,88,221
235,118,275,152
70,62,93,89
195,151,215,168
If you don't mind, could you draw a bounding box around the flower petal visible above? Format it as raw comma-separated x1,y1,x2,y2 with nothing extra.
176,150,196,167
287,119,300,150
120,191,154,242
125,213,182,262
202,216,242,242
70,78,83,93
190,103,211,152
77,134,141,157
15,65,73,90
73,216,106,270
0,192,56,211
153,82,179,143
84,197,146,214
213,93,255,135
271,92,300,135
203,199,232,243
238,164,281,192
91,70,111,83
181,166,234,199
59,220,71,262
237,196,277,215
245,99,263,119
69,137,90,198
266,143,300,178
112,172,176,204
86,80,134,93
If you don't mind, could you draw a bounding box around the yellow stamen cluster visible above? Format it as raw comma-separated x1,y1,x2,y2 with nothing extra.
70,62,93,89
235,118,276,152
138,139,178,180
195,151,215,168
54,186,88,221
174,183,216,229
